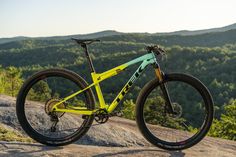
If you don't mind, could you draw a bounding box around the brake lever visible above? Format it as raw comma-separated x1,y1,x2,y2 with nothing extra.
146,45,167,59
154,46,167,60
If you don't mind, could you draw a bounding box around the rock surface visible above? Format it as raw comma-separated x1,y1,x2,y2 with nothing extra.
0,94,236,157
0,139,236,157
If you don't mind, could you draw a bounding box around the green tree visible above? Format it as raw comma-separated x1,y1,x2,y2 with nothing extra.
122,99,135,120
143,96,186,130
208,99,236,140
0,66,5,93
4,66,23,96
28,80,51,101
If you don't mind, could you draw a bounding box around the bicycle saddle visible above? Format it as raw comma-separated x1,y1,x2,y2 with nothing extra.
71,38,100,45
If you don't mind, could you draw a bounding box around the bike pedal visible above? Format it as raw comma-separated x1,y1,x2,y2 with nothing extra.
109,111,123,117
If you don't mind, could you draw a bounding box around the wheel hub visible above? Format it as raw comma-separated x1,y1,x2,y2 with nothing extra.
45,99,65,117
169,102,183,118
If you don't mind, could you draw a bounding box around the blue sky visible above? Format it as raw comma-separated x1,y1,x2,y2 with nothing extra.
0,0,236,37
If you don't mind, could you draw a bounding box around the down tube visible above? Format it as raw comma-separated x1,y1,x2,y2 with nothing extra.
107,59,154,113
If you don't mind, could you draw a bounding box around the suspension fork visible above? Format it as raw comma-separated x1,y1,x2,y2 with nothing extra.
154,64,175,114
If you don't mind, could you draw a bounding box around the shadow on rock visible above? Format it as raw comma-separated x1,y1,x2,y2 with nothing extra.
92,148,185,157
0,141,63,157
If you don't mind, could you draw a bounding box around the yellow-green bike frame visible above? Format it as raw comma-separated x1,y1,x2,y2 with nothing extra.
52,52,158,115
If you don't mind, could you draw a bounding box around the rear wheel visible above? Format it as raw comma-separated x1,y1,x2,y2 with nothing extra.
136,73,214,150
16,68,95,146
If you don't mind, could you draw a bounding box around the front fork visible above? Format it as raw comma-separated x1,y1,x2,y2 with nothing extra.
154,64,175,114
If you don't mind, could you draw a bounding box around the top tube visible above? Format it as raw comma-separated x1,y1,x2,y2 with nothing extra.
125,53,156,67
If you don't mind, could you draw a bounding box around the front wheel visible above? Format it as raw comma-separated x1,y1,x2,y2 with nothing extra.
136,73,214,150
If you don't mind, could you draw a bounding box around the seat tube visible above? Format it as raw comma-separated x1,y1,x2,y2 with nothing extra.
91,73,107,108
81,44,106,108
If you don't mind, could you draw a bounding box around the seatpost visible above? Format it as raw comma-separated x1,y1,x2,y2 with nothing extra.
81,43,96,73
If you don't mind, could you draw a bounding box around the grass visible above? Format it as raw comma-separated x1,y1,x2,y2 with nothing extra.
0,124,33,142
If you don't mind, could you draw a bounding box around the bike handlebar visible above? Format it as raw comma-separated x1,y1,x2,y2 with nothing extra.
146,45,166,56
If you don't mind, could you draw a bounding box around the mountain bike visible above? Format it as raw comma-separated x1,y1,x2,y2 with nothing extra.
16,38,214,150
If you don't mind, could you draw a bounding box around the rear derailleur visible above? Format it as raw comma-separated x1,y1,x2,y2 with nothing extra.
49,111,59,132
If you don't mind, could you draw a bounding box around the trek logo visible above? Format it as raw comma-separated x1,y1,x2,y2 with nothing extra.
115,66,144,103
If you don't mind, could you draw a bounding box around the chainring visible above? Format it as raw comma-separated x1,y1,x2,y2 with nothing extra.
94,109,109,124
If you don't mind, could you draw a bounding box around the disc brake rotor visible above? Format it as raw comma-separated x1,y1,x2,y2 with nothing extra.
169,102,183,118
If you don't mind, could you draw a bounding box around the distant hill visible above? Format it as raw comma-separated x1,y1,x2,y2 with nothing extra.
0,30,122,44
41,30,123,40
1,23,236,44
101,29,236,47
0,36,29,44
0,28,236,50
156,23,236,36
